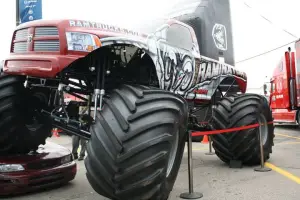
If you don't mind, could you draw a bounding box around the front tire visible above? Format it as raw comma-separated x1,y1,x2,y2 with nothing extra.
0,74,52,155
85,84,188,200
210,93,274,165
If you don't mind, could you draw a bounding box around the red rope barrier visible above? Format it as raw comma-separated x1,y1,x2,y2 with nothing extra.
192,121,274,137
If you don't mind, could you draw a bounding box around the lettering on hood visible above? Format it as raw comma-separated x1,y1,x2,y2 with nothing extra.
69,20,139,36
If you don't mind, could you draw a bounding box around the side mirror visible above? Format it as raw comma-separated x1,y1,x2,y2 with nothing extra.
263,83,268,95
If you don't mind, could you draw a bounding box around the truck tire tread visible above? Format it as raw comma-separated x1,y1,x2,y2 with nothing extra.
85,84,188,200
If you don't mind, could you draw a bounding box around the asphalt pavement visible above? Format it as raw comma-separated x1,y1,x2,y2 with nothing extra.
5,125,300,200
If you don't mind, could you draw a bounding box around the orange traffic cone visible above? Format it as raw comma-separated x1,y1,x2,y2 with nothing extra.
52,128,60,137
201,135,209,144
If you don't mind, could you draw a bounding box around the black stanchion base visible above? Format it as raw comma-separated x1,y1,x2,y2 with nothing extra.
229,160,243,168
180,192,203,199
205,152,215,155
254,167,272,172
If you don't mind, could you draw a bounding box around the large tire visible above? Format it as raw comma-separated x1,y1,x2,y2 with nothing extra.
85,84,188,200
0,74,52,155
210,93,274,165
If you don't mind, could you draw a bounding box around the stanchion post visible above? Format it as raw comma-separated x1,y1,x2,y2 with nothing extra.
205,136,215,155
180,131,203,199
205,105,216,156
254,122,271,172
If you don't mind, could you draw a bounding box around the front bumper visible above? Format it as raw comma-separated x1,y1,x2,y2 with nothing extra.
3,54,84,78
0,161,76,196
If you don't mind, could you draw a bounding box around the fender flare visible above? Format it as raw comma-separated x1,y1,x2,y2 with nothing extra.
214,75,247,95
61,37,162,87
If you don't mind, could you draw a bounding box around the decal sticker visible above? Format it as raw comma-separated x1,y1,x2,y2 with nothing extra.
212,23,227,51
77,20,246,100
157,44,194,95
155,42,245,98
68,20,139,36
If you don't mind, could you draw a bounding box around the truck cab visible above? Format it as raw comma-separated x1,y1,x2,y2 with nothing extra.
269,43,299,125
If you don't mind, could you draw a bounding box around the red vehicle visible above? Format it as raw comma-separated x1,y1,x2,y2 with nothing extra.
266,41,300,125
0,142,76,196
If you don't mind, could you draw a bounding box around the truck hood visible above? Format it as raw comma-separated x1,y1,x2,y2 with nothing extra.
16,19,149,40
0,141,71,165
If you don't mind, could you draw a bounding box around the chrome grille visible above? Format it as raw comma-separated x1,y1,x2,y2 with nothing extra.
13,42,28,53
12,26,60,53
14,28,29,40
35,27,59,37
34,40,60,52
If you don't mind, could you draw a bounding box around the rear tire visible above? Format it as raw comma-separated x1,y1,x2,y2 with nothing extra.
85,84,188,200
0,74,52,155
210,93,274,165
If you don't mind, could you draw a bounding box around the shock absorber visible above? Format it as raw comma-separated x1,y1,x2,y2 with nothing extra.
93,56,107,120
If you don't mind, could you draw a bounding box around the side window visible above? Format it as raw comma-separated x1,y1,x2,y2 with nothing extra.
166,24,193,50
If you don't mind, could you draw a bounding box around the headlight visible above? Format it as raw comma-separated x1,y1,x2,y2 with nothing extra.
0,164,25,172
61,155,73,165
66,32,101,52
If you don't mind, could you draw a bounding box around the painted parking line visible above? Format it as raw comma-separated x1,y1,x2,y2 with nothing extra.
276,133,300,140
278,141,300,145
265,162,300,184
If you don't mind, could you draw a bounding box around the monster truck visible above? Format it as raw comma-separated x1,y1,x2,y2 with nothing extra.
1,0,273,199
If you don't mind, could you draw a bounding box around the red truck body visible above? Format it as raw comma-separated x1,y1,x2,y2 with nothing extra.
3,19,144,78
269,40,300,125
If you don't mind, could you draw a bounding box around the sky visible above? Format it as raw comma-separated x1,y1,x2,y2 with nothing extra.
0,0,299,89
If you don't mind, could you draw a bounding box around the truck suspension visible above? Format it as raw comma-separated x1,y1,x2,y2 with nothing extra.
41,55,110,140
93,56,107,120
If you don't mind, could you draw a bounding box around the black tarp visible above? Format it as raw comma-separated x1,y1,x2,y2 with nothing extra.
168,0,235,66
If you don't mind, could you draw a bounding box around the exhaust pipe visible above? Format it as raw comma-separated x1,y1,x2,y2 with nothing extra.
288,47,296,109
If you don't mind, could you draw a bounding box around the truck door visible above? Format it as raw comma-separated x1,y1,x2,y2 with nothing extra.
154,21,197,95
270,49,297,110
